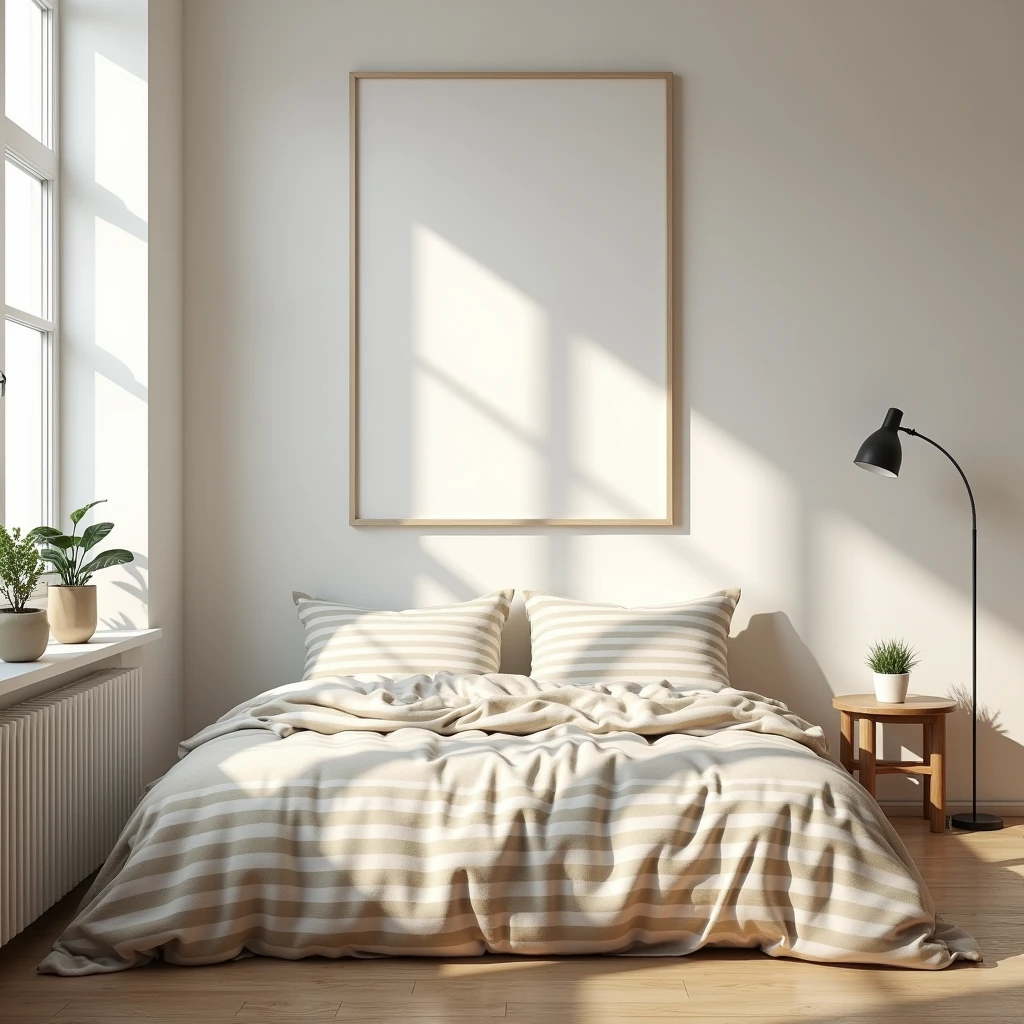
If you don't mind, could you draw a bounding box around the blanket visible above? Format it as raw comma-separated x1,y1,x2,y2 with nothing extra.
40,675,980,974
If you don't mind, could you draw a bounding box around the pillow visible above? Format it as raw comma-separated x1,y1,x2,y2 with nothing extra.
293,590,513,680
522,588,740,688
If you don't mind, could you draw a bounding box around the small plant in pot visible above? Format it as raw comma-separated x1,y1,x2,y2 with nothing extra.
0,525,49,662
866,638,920,704
28,501,134,644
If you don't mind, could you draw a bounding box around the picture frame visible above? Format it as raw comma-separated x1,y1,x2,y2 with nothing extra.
350,71,675,526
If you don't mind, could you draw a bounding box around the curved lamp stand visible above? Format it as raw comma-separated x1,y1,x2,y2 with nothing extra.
854,407,1002,832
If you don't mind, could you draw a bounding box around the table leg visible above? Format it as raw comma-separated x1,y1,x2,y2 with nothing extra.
859,717,876,797
922,718,932,820
929,714,946,833
839,711,854,773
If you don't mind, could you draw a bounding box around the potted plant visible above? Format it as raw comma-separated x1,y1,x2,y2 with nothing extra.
0,526,49,662
866,638,920,704
28,501,134,644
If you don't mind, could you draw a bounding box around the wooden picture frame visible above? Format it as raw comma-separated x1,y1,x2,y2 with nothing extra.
350,71,675,527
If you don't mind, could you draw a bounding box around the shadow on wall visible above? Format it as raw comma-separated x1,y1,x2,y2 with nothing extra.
104,556,149,626
728,613,1024,808
728,612,836,742
879,688,1024,810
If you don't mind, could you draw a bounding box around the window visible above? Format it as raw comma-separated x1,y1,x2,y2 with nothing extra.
3,0,57,532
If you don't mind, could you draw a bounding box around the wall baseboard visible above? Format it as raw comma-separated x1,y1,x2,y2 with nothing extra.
878,800,1024,817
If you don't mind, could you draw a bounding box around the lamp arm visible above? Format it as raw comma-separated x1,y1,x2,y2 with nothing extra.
899,427,977,530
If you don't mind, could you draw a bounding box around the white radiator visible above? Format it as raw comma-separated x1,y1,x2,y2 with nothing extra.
0,668,142,947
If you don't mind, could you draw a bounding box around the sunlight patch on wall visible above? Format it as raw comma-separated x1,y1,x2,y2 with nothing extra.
414,536,549,609
900,746,922,769
94,52,147,219
515,415,801,614
548,533,713,607
687,410,802,627
95,216,147,382
566,334,665,520
93,371,146,628
814,511,1024,743
92,210,147,629
411,225,547,519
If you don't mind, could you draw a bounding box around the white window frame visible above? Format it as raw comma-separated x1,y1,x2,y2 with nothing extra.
1,0,59,530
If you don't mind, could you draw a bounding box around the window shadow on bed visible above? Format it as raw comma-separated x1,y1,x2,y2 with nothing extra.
306,821,1024,1024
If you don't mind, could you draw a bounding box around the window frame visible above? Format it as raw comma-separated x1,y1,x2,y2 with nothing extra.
2,0,59,532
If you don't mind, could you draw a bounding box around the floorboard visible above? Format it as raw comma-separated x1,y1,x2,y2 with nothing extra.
1,817,1021,1023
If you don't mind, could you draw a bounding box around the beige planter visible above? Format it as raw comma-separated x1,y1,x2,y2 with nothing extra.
48,585,98,644
0,608,50,662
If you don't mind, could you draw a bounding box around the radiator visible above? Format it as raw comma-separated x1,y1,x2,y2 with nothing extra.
0,668,142,947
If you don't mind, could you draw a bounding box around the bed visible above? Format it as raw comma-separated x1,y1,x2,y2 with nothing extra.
39,672,979,975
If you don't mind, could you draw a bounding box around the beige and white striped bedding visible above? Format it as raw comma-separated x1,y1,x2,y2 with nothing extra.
40,675,979,974
524,589,739,687
293,591,513,679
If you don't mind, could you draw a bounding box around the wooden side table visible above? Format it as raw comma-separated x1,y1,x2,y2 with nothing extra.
831,694,958,833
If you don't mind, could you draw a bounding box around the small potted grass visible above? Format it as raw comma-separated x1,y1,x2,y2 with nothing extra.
866,638,920,704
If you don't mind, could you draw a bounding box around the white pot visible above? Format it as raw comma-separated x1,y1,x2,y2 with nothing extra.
0,608,50,663
873,672,910,704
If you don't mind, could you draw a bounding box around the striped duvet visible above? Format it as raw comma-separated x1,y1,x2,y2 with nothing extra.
40,674,979,974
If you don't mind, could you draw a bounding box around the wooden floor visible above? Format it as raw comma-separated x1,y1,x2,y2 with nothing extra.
1,817,1022,1024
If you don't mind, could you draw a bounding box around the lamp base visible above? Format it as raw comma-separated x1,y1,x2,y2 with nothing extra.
950,812,1003,832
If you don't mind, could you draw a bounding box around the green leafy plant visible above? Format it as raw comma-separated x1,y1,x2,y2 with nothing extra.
28,500,134,586
866,638,921,675
0,526,46,612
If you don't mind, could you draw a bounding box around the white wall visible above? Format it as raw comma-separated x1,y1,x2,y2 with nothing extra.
61,0,183,779
182,0,1024,808
145,0,184,778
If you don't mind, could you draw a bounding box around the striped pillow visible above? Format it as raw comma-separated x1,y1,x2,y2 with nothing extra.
293,590,513,680
523,589,740,688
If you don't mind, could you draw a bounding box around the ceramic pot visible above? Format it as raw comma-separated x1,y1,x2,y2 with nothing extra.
0,608,50,662
48,585,98,644
873,672,910,704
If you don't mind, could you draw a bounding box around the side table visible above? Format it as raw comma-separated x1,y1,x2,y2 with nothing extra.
831,694,958,833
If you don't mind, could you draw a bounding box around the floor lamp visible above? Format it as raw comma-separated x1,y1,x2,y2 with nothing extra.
853,407,1002,832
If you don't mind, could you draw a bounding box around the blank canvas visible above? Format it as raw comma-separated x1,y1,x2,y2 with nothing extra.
352,73,673,525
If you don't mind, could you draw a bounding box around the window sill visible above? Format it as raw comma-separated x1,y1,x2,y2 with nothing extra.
0,628,162,704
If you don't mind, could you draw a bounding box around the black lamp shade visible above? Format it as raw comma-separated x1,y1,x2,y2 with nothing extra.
854,407,904,477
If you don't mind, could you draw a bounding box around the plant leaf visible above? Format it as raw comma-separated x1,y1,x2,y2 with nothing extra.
70,499,106,525
26,525,63,543
78,548,134,577
51,536,78,550
80,522,114,552
866,637,920,674
40,547,72,575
